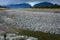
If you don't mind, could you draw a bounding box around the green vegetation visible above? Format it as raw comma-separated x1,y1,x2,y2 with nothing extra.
6,19,60,40
51,4,60,8
10,26,60,40
33,4,60,8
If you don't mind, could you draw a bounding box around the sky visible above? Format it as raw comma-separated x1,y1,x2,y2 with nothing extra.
0,0,60,6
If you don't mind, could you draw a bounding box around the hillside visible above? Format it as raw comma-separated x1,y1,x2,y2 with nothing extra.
5,3,32,8
0,6,6,8
33,2,60,8
34,2,53,8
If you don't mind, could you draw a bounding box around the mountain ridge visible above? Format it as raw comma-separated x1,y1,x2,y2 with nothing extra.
0,2,60,8
5,3,32,8
33,2,54,8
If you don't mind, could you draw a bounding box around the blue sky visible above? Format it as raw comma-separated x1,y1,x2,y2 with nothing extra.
0,0,60,6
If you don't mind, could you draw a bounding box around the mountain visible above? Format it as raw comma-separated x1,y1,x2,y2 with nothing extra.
51,4,60,8
0,6,6,8
2,2,60,8
5,3,32,8
33,2,54,8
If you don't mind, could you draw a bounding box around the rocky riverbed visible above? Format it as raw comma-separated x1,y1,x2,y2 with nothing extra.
0,9,60,34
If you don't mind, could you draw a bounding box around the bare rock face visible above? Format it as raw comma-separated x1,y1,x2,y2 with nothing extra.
0,9,60,34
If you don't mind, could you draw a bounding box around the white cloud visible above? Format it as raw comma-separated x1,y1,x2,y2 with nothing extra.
27,2,40,6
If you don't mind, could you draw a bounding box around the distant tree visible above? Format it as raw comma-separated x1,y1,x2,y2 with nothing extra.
51,4,60,8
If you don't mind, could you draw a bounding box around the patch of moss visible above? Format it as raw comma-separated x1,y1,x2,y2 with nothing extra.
12,27,60,40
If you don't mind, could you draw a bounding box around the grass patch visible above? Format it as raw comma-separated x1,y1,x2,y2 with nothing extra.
11,27,60,40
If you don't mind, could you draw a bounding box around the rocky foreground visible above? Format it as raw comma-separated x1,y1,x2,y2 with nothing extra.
0,9,60,34
0,33,38,40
